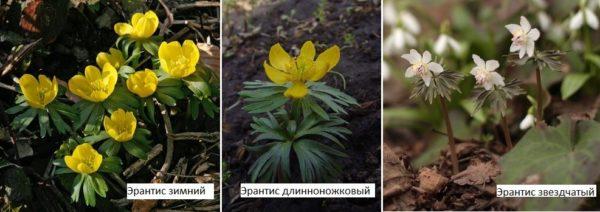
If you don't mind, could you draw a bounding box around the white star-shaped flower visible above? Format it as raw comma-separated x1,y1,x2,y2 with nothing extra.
569,7,599,30
505,16,540,58
401,49,444,87
470,54,505,90
383,28,416,55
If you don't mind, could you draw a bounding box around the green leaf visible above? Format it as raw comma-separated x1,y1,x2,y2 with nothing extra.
118,65,135,78
156,92,176,106
142,40,158,56
158,86,185,99
184,79,211,99
11,108,37,132
75,101,95,129
84,132,110,144
83,104,103,134
5,103,28,115
123,141,148,159
90,174,107,197
38,110,50,138
48,108,72,134
71,174,84,202
585,53,600,69
498,118,600,210
158,78,182,87
144,98,156,124
99,156,122,173
560,73,591,100
82,175,97,206
99,140,121,156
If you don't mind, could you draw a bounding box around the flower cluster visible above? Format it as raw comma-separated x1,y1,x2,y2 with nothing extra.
7,10,217,206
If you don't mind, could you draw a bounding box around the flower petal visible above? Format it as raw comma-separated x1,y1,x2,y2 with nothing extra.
528,28,540,41
526,40,535,57
264,61,289,84
485,60,500,71
114,23,133,36
505,24,522,35
422,74,432,87
284,82,309,99
182,40,200,67
311,45,340,81
64,156,80,173
401,49,419,64
472,54,485,67
298,41,316,62
421,51,431,63
428,62,444,74
490,72,505,87
405,67,416,78
520,16,531,32
569,11,584,30
433,35,447,55
268,43,293,71
584,9,599,29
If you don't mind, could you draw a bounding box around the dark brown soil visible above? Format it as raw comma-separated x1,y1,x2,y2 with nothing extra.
222,0,381,211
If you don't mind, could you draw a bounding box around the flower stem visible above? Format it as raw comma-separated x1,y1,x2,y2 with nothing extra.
500,115,513,150
535,67,544,126
439,98,459,174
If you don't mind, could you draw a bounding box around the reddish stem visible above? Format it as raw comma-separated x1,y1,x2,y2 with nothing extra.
535,68,544,126
439,98,459,174
500,115,513,150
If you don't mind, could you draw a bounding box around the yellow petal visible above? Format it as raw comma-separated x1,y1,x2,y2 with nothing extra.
108,48,125,67
64,155,80,173
131,13,144,26
114,23,133,36
284,82,309,99
92,153,103,171
269,43,293,71
19,74,42,108
77,163,94,174
102,64,118,97
182,40,200,66
96,52,111,69
298,41,316,62
264,61,289,84
85,65,102,82
310,45,340,81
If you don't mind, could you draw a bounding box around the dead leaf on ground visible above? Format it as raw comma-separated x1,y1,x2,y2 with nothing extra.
417,167,448,193
197,42,220,75
451,161,500,186
383,143,412,198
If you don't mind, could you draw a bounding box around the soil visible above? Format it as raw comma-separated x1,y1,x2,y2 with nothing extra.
222,0,381,211
0,1,220,211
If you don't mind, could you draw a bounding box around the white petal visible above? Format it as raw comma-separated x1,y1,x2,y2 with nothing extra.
383,3,397,25
422,51,432,63
428,62,444,74
447,37,462,55
383,37,394,55
483,82,493,90
409,49,421,61
509,42,520,52
472,54,485,67
520,16,531,32
485,60,500,71
422,74,432,87
490,72,505,87
400,11,420,34
404,31,417,46
527,40,535,57
433,35,447,55
519,114,535,130
401,49,420,64
584,9,599,29
537,11,551,30
391,30,406,50
519,47,526,58
405,67,416,78
528,28,540,41
470,68,478,76
382,62,390,80
570,11,584,31
505,24,522,35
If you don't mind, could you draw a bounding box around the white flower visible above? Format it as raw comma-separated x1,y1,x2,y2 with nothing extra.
505,16,540,58
537,11,552,31
433,34,462,55
399,11,420,34
383,1,398,26
569,8,599,30
383,28,416,55
401,49,444,87
470,54,505,90
382,61,391,81
519,114,536,130
383,2,420,34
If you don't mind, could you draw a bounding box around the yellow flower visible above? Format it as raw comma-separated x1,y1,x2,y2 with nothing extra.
158,40,199,78
114,11,159,40
64,143,103,174
126,69,158,98
264,41,340,99
96,48,125,69
68,64,118,102
103,108,136,142
18,74,58,109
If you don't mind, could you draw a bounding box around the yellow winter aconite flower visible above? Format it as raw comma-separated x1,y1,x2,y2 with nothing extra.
126,69,158,98
18,74,58,109
64,143,103,174
68,64,118,102
264,41,340,99
103,108,136,142
114,11,159,40
96,48,125,69
158,40,199,78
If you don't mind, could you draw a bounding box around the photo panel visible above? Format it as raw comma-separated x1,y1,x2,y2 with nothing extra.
222,0,381,211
